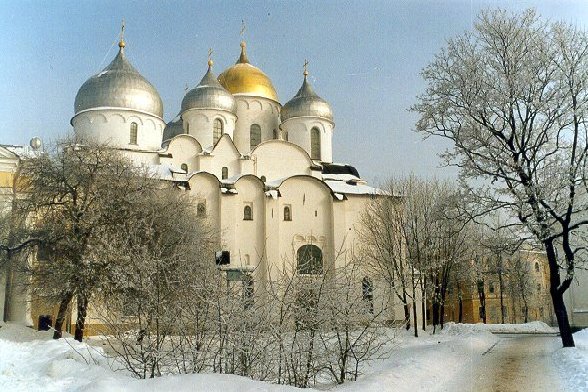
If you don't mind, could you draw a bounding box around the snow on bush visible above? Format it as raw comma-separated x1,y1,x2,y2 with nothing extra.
555,329,588,391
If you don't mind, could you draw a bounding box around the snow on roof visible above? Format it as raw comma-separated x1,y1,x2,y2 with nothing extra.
321,173,361,182
324,180,387,196
1,145,42,159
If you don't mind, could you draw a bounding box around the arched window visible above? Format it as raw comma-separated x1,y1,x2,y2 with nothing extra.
362,277,374,314
181,163,188,172
213,118,223,144
535,262,540,272
243,205,253,221
250,124,261,150
297,245,323,274
130,122,138,145
284,206,291,221
186,122,190,134
310,127,321,160
222,167,228,180
273,129,279,139
197,202,206,217
284,131,288,141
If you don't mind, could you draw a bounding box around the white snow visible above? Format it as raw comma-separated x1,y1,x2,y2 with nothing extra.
554,328,588,391
0,322,581,392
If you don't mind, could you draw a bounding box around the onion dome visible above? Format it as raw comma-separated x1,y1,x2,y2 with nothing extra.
281,68,333,123
162,115,184,141
74,39,163,118
218,42,279,102
181,59,237,114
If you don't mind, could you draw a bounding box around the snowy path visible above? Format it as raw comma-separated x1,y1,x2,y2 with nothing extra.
446,334,563,392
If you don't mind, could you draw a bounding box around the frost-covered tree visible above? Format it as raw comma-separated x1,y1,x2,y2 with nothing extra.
8,140,161,341
414,8,588,347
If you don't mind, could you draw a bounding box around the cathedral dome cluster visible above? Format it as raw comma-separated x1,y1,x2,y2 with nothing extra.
74,41,163,118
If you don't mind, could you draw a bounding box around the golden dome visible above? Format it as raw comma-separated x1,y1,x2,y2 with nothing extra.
218,42,279,102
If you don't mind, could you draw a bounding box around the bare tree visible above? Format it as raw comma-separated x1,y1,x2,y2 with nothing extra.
414,9,588,346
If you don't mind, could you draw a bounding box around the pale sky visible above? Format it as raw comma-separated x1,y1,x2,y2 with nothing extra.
1,1,587,184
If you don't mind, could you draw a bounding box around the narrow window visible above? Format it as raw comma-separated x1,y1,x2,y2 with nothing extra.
284,131,288,141
222,167,228,180
537,283,541,292
186,122,190,134
310,127,321,160
362,277,374,314
489,282,495,294
250,124,261,150
273,129,278,139
130,122,138,145
197,202,206,217
181,163,188,172
535,262,540,272
213,118,223,144
284,206,292,221
243,205,253,221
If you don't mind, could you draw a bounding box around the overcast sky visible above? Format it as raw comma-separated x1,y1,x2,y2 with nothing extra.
1,1,587,183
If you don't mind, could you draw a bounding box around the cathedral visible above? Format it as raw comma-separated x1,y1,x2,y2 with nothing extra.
72,33,382,282
2,31,387,329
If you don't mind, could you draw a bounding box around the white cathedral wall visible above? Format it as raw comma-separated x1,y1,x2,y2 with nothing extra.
230,176,266,269
182,109,237,150
72,109,165,151
251,141,313,181
205,135,242,180
281,118,334,163
163,135,203,172
274,177,334,278
233,97,281,154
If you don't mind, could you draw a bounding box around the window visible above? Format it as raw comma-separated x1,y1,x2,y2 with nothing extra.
489,282,495,294
260,175,266,182
243,204,253,221
222,167,228,180
181,163,188,172
284,131,288,141
186,122,190,134
213,118,223,144
130,122,138,145
197,202,206,217
273,129,279,139
310,127,321,160
537,283,542,292
362,277,374,314
250,124,261,150
284,206,292,221
297,245,323,274
535,262,540,272
244,254,250,266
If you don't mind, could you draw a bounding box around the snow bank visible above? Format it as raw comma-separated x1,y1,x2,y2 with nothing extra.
0,323,306,392
554,328,588,391
440,321,557,335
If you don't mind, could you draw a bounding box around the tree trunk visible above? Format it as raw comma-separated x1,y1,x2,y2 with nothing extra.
53,292,73,339
421,297,426,331
403,302,410,331
544,239,574,347
74,293,88,342
412,299,418,338
458,284,463,323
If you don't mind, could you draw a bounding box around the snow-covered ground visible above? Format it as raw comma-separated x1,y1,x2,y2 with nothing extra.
0,321,581,392
554,328,588,391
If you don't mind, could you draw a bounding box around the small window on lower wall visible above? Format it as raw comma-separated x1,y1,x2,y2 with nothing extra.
222,167,228,180
243,204,253,220
197,202,206,217
284,205,292,221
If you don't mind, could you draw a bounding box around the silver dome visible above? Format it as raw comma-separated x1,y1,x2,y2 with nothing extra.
162,116,184,141
281,75,333,122
181,65,237,114
74,46,163,118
